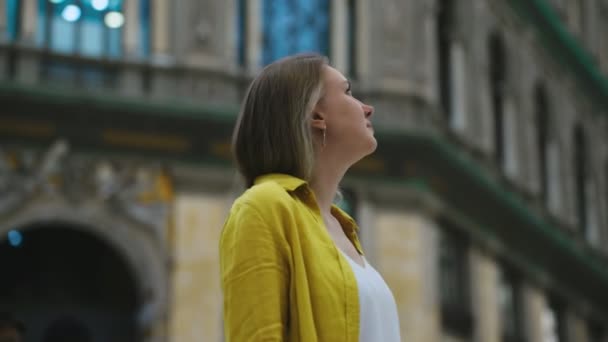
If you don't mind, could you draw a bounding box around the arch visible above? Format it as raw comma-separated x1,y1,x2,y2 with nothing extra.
0,200,168,340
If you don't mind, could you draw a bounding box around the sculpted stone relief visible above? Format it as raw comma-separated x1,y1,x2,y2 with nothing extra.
0,140,173,239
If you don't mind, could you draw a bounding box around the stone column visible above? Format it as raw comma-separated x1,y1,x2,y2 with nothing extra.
151,0,170,58
123,0,141,58
374,210,441,341
21,0,37,44
168,193,229,342
470,248,500,342
355,0,370,80
246,0,262,71
330,0,347,72
0,1,7,42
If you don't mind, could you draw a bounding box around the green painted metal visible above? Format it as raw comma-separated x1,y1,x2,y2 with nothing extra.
0,81,240,123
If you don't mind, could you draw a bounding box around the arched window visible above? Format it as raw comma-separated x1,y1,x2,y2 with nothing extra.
489,33,506,168
262,0,330,65
574,123,588,233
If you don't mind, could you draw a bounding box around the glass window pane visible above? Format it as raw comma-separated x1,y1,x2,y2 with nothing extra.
39,0,124,57
36,0,46,46
543,300,567,342
262,0,330,65
7,0,21,41
80,4,104,57
439,230,467,308
50,14,76,53
542,305,559,342
108,25,122,57
498,268,519,337
588,321,605,342
140,0,150,57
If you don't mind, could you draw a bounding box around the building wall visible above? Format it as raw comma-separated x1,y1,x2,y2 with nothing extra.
168,192,229,342
1,0,608,341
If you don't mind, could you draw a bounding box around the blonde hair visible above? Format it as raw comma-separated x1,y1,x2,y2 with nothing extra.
232,53,329,187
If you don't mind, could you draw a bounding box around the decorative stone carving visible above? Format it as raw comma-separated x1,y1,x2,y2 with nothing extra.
0,141,173,240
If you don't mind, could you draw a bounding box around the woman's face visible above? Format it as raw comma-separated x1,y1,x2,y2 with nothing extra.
313,65,376,162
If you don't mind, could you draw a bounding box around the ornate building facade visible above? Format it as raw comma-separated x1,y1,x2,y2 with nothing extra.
1,0,607,341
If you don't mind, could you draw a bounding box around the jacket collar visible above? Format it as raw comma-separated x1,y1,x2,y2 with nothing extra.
254,173,308,191
254,173,363,254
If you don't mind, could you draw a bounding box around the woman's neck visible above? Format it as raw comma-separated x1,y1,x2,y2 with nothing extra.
309,153,348,217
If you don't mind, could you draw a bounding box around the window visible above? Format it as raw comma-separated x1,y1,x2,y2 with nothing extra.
587,320,605,342
236,0,247,67
438,219,473,337
436,0,453,122
535,84,550,203
139,0,150,57
29,0,149,88
345,0,357,78
606,161,608,242
542,297,567,342
262,0,330,65
489,33,507,168
38,0,124,57
6,0,21,41
498,266,524,342
573,124,588,233
534,85,562,214
603,5,608,73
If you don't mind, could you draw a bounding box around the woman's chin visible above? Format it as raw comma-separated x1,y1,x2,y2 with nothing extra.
368,137,378,153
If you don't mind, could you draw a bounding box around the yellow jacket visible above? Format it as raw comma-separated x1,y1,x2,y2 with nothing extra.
220,173,363,341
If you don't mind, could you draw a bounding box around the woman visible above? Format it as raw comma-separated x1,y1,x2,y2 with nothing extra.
220,54,401,342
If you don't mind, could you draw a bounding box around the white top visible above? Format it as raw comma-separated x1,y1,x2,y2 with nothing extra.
339,249,401,342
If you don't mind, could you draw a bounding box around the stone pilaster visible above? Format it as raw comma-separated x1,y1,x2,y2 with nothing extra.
168,193,229,342
470,249,500,342
374,210,441,341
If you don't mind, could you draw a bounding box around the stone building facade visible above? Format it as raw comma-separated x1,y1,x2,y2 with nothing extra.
0,0,607,341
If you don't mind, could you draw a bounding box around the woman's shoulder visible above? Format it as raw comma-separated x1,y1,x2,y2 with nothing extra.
232,180,299,218
221,181,301,243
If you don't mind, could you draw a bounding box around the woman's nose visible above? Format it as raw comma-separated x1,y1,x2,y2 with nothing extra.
362,103,374,118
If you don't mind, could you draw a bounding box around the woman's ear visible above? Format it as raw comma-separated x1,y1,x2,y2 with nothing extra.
310,106,326,130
